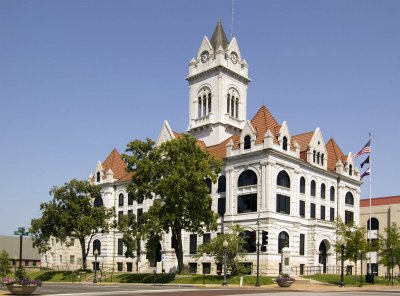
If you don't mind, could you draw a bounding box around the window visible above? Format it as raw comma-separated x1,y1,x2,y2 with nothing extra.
137,208,143,223
299,200,305,218
117,239,123,255
278,231,289,253
345,210,354,225
310,180,316,197
277,171,290,188
320,205,325,220
94,197,103,207
313,150,316,162
137,195,144,204
321,154,324,165
345,192,354,205
238,170,257,187
70,255,75,264
367,218,379,230
330,207,335,221
118,211,123,222
118,193,124,207
242,230,256,253
127,210,133,217
198,87,212,117
205,178,212,193
96,172,101,182
117,262,123,272
282,136,288,151
330,187,335,201
70,238,75,246
189,263,197,274
203,262,211,274
300,234,305,256
128,193,134,206
189,234,197,254
217,175,226,193
310,203,316,218
276,194,290,215
244,135,251,150
320,184,326,199
300,177,305,194
227,88,239,118
33,261,37,267
349,164,353,176
25,260,29,266
126,262,133,272
93,239,101,255
238,194,257,213
203,233,211,245
317,152,320,164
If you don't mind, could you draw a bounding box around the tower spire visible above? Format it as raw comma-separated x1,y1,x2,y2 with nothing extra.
210,20,229,50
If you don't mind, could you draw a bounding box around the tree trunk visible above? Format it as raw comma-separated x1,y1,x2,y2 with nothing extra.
172,228,184,273
80,238,87,270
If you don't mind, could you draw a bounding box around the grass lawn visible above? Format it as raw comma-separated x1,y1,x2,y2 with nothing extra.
303,274,395,286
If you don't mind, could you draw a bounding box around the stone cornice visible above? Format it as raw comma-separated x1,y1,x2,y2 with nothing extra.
186,65,251,84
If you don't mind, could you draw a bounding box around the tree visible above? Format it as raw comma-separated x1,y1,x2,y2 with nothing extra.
30,179,115,269
335,218,369,278
122,135,222,273
194,225,249,276
378,223,400,270
0,250,11,277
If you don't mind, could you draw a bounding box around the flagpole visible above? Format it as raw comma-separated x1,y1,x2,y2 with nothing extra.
368,132,372,275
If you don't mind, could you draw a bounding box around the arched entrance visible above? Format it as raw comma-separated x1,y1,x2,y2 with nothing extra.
319,241,328,273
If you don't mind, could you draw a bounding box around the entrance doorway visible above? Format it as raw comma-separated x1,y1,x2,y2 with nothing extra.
319,241,327,273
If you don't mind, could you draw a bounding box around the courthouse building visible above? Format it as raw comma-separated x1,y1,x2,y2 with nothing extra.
43,22,361,276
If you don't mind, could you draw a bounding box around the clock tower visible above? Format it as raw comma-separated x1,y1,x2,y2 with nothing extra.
186,21,251,146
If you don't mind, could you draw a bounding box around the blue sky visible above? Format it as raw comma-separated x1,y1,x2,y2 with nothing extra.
0,0,399,235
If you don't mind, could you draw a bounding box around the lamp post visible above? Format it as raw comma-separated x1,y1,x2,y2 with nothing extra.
13,256,17,273
340,244,345,287
93,249,99,284
255,219,260,287
222,239,228,286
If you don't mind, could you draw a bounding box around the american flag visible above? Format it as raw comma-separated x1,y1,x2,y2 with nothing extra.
352,140,371,159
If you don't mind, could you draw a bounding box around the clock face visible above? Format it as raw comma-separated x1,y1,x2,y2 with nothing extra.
200,51,209,63
230,52,238,64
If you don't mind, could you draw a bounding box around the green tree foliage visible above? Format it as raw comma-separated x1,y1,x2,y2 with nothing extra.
30,179,115,269
0,250,11,277
194,225,248,276
377,223,400,268
122,135,222,273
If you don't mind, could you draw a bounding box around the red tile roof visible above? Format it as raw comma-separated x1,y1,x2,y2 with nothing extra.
102,149,132,182
360,195,400,207
325,138,346,172
250,105,280,145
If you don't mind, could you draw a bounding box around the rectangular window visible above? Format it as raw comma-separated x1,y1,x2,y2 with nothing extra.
203,233,211,245
128,210,133,217
126,262,133,272
189,234,197,254
118,211,123,222
330,207,335,221
299,200,305,218
276,194,290,215
238,194,257,213
33,261,37,267
137,208,143,223
189,263,197,274
345,210,354,225
310,203,316,218
117,262,123,272
70,255,75,264
320,205,325,220
119,194,124,207
70,238,75,246
300,234,305,256
25,260,29,266
137,195,144,204
128,194,133,206
118,238,123,256
203,262,211,274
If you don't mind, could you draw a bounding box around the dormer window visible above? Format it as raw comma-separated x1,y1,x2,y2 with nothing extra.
321,154,324,166
96,172,101,182
227,88,239,118
313,150,316,162
197,87,212,118
349,164,353,176
283,136,288,151
244,135,251,150
317,152,320,164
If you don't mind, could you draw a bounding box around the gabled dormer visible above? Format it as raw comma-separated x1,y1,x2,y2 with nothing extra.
240,120,257,152
307,128,328,169
278,121,291,152
94,161,103,183
157,120,175,146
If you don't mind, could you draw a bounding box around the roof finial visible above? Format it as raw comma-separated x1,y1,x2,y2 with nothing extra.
230,0,234,39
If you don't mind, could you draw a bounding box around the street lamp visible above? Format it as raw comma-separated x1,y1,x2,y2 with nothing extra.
340,244,345,287
93,249,99,284
222,239,228,286
13,256,17,273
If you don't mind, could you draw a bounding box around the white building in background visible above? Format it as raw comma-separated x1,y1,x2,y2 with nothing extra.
43,21,361,276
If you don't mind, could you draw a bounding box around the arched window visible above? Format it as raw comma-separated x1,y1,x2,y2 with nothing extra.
227,88,240,118
349,165,353,176
310,180,316,197
94,197,103,207
313,150,316,163
278,231,289,253
205,178,212,193
320,184,326,199
345,192,354,205
217,175,226,193
238,170,257,187
321,154,324,166
128,192,134,206
118,193,124,207
300,177,305,194
317,152,320,164
244,135,251,150
367,218,379,230
197,87,212,117
277,171,290,188
93,239,101,255
330,186,335,201
282,137,288,151
96,172,101,182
